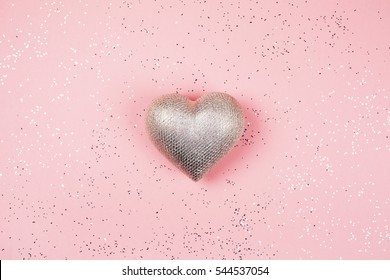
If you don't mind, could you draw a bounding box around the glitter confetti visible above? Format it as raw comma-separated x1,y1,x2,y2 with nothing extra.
0,0,389,260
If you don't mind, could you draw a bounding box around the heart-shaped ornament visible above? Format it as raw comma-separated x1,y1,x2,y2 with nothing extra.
146,92,244,181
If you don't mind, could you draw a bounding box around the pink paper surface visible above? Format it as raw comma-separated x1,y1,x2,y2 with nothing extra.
0,0,389,259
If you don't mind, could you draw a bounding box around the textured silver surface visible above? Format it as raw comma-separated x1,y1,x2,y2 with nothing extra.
146,92,244,181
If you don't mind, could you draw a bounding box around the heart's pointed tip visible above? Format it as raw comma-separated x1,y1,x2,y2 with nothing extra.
190,175,202,182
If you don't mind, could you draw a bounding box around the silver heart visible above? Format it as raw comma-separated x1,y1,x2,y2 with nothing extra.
146,92,244,181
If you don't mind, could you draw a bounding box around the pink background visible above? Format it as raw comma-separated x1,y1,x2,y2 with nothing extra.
0,0,389,259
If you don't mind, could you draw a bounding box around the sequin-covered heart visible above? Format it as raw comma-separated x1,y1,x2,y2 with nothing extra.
146,92,244,181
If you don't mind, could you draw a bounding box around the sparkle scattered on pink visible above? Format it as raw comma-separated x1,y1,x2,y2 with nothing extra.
0,0,389,259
